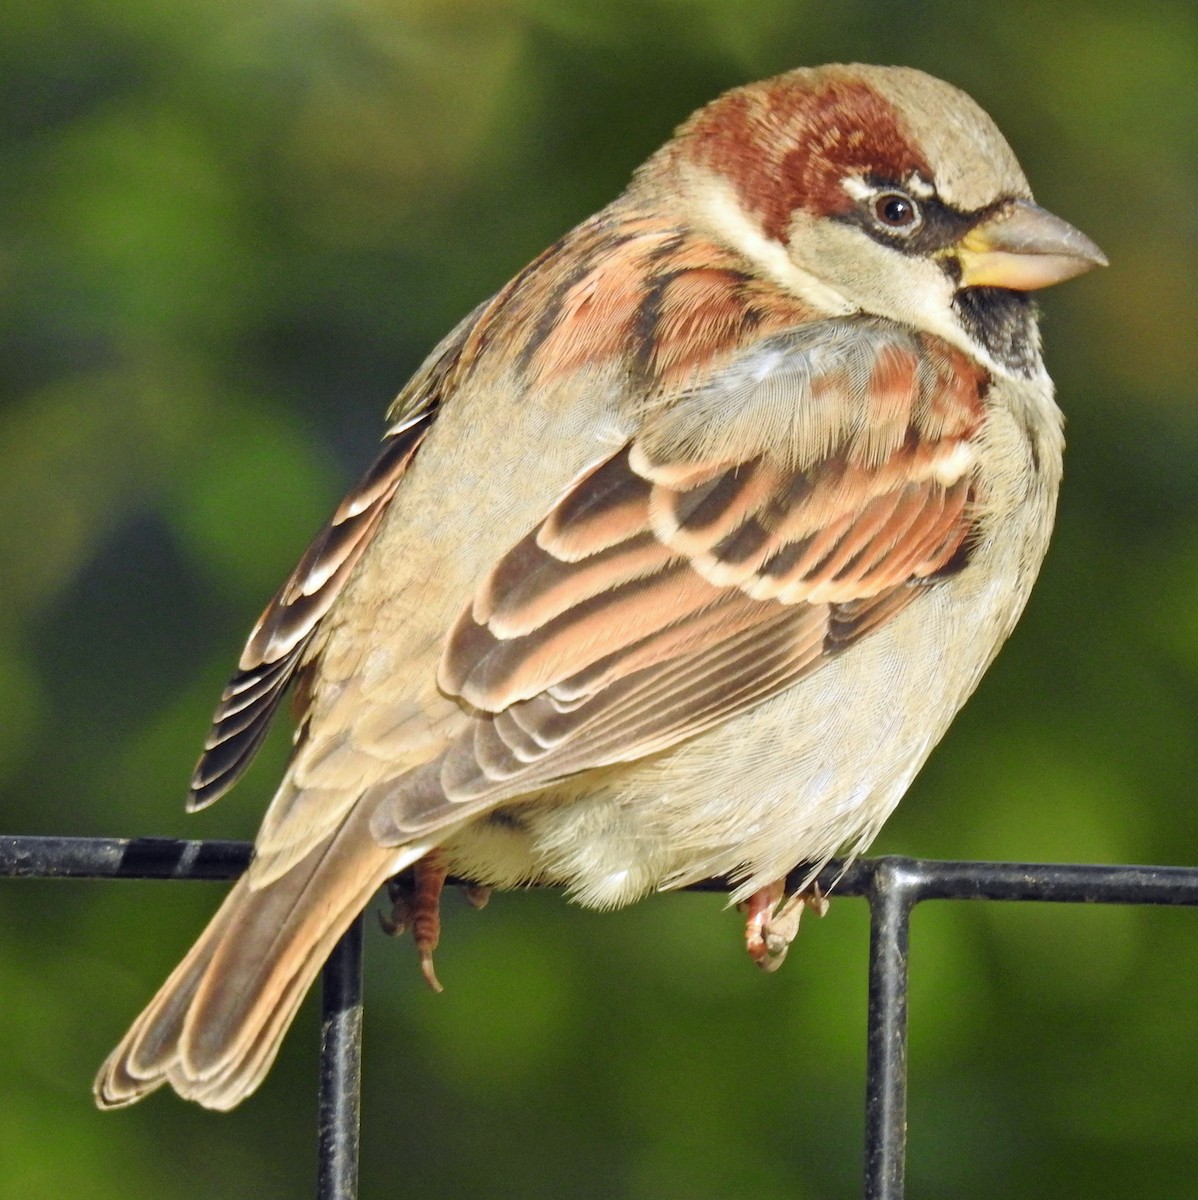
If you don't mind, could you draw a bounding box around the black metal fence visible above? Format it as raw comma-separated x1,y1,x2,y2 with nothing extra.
5,833,1198,1200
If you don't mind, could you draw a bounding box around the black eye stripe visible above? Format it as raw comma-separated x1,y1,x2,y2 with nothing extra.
834,188,993,257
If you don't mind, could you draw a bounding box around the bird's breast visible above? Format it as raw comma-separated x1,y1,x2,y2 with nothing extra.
441,377,1064,908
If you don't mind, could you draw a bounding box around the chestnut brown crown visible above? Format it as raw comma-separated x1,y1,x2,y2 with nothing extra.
663,64,1031,237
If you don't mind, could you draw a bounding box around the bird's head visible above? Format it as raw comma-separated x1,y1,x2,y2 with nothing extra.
649,64,1106,379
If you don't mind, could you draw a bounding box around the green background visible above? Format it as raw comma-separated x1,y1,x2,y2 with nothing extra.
3,1,1197,1196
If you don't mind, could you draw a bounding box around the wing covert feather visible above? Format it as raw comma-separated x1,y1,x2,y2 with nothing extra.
373,322,988,844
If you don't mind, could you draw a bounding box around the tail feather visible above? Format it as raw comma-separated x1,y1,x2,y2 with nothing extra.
95,804,432,1111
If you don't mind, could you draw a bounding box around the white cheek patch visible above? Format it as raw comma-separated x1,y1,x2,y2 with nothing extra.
696,177,857,317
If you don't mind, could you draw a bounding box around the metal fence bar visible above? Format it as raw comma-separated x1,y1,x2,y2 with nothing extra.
862,860,916,1200
6,835,1198,1200
900,858,1198,906
853,856,1198,1200
320,918,364,1200
0,835,251,880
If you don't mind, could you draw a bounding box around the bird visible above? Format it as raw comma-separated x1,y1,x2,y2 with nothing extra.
95,63,1105,1111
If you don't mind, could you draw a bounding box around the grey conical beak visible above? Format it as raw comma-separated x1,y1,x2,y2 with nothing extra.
956,199,1108,290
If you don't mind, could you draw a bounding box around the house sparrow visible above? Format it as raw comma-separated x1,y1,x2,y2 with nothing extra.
95,63,1105,1111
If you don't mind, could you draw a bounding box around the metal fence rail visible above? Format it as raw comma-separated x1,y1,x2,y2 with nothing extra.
5,834,1198,1200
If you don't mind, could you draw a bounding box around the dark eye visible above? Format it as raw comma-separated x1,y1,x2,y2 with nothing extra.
872,192,921,232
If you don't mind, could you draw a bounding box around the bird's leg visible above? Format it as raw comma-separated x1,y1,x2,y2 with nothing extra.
379,850,449,993
740,880,829,972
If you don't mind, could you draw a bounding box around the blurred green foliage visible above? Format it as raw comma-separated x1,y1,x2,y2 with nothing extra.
2,1,1197,1197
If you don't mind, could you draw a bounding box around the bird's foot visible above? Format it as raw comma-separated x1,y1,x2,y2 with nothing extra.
379,850,449,992
740,880,829,972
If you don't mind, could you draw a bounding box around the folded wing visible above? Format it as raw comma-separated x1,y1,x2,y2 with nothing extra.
186,301,495,811
371,321,987,841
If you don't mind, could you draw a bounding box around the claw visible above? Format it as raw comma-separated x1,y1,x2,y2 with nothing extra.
377,906,406,938
379,874,410,936
381,851,448,992
804,881,830,919
740,879,828,972
419,947,443,994
379,859,494,991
